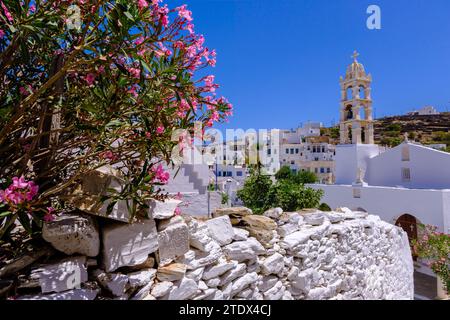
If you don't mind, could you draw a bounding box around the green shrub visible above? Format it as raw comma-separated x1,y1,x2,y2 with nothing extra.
236,173,273,214
274,166,293,181
293,171,318,184
237,171,323,214
318,203,332,211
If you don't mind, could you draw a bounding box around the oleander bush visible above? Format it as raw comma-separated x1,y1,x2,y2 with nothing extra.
0,0,232,240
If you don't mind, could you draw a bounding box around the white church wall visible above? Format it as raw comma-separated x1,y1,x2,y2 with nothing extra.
367,143,450,189
335,144,380,184
308,184,449,233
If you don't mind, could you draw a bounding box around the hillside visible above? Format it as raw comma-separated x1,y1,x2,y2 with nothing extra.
320,113,450,150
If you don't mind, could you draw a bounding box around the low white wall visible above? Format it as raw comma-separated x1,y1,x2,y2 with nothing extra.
309,184,450,233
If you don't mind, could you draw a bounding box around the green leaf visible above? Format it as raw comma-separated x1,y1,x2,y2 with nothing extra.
0,211,12,218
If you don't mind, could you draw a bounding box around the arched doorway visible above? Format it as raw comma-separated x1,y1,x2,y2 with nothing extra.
395,214,418,260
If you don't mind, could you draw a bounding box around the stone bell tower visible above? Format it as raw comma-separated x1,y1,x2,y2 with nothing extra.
339,51,374,144
334,51,380,185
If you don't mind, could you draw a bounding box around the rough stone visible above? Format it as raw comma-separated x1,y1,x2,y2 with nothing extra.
150,199,182,220
31,256,88,294
233,228,250,241
205,216,234,246
42,212,100,257
185,241,223,270
102,218,158,272
261,253,284,275
263,208,283,219
258,275,279,292
223,239,265,262
303,213,325,226
168,278,199,300
18,289,98,300
128,269,157,288
277,223,299,237
93,270,129,297
157,219,189,265
213,207,253,219
241,215,277,230
131,281,154,300
219,263,247,286
231,272,258,296
151,281,173,298
157,263,187,282
202,261,236,281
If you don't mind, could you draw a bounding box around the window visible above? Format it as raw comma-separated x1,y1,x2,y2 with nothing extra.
291,161,295,165
236,171,243,177
314,168,318,173
295,148,299,154
286,149,289,154
402,145,410,161
402,168,411,182
327,168,331,173
267,149,271,155
322,146,325,153
217,171,222,177
290,148,294,154
320,168,325,174
313,146,316,153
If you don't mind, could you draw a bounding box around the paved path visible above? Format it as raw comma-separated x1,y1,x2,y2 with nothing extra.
414,271,437,300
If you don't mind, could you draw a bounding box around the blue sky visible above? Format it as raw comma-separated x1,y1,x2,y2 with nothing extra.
168,0,450,130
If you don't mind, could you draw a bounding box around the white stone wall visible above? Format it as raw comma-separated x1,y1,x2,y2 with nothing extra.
15,203,414,300
309,183,450,234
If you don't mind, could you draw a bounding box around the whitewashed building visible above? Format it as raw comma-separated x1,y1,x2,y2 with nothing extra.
309,53,450,246
407,106,440,116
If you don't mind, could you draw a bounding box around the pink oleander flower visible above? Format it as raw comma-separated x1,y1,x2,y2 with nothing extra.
0,176,39,206
0,29,5,39
156,126,165,134
174,207,181,216
138,0,148,10
135,36,145,45
43,207,55,222
1,1,13,23
85,73,96,85
174,192,183,200
128,67,140,79
151,164,170,184
176,5,193,22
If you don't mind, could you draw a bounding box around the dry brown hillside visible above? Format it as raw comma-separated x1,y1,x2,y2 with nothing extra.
320,113,450,151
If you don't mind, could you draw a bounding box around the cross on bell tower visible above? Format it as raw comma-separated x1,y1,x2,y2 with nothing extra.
339,51,374,144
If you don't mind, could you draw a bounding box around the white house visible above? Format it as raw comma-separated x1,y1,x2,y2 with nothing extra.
407,106,440,116
309,52,450,247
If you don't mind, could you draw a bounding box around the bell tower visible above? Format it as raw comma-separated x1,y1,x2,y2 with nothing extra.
339,51,374,144
334,51,380,185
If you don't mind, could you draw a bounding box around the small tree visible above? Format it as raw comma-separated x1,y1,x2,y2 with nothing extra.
236,172,272,215
293,170,318,184
274,166,293,181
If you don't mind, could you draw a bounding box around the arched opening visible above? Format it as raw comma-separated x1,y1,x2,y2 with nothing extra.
345,105,353,120
395,214,419,260
361,126,366,144
360,106,367,120
346,87,353,100
359,85,366,99
347,124,352,143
